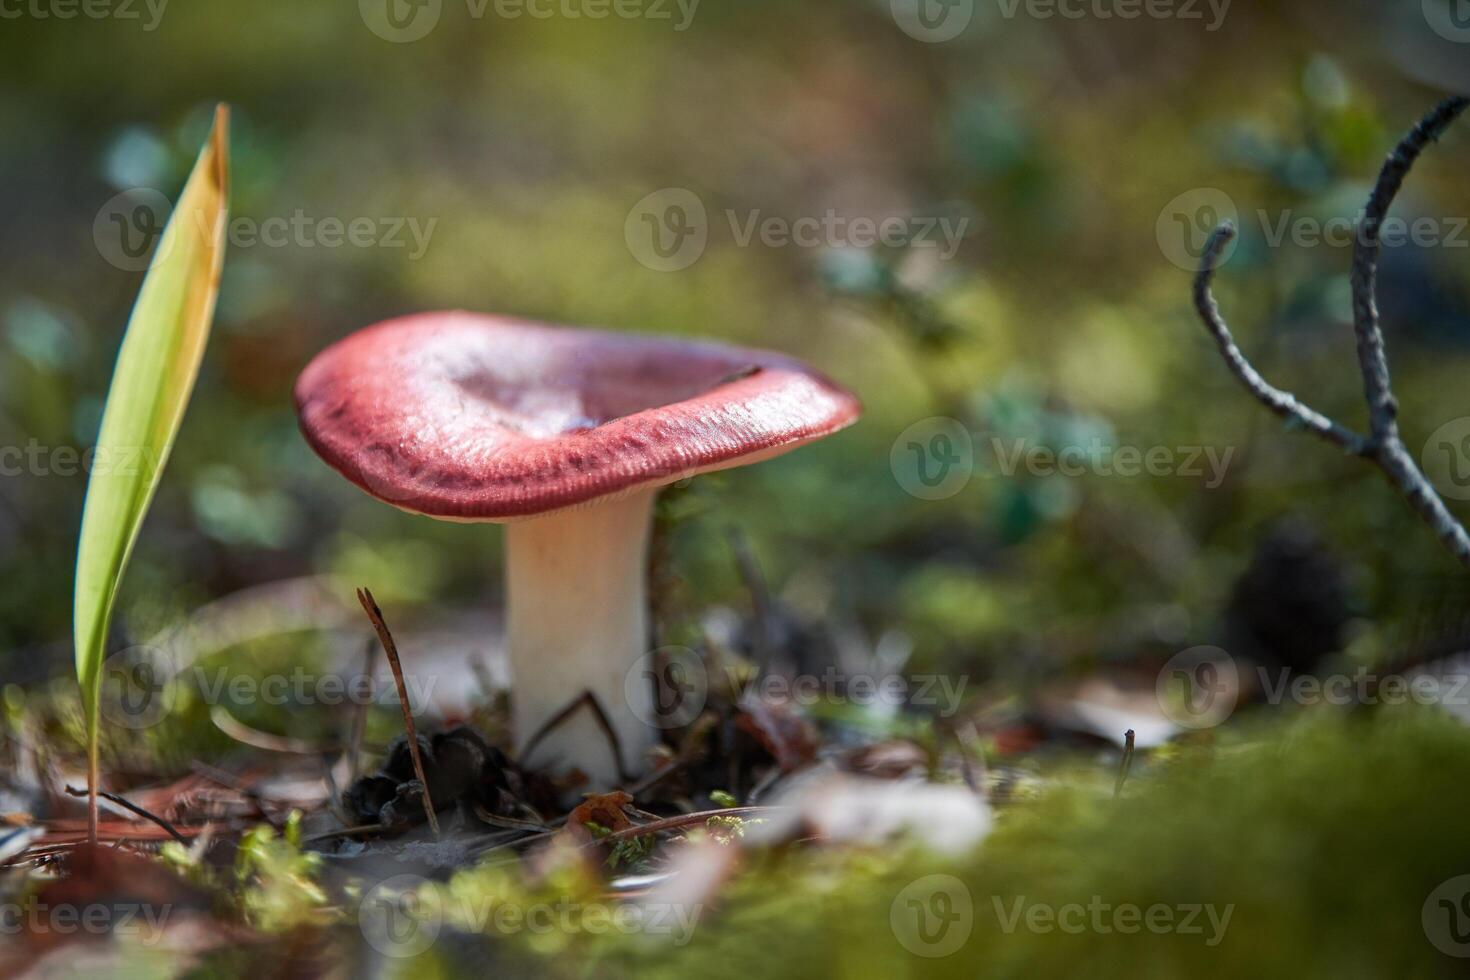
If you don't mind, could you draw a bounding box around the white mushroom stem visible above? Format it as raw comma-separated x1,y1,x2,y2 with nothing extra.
505,487,659,787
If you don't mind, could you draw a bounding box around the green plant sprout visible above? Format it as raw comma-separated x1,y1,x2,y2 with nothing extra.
72,105,230,843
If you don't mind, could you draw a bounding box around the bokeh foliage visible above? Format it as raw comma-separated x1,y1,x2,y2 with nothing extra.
1,0,1469,755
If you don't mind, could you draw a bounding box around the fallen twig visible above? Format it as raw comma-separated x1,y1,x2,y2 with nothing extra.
1113,729,1136,798
357,588,439,836
346,638,377,783
63,785,190,846
625,758,688,800
599,805,778,845
470,804,551,832
521,690,631,784
746,767,782,804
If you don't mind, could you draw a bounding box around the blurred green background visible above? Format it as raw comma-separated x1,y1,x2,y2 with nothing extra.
2,0,1470,712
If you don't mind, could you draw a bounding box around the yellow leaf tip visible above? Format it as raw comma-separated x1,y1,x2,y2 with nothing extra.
209,103,230,195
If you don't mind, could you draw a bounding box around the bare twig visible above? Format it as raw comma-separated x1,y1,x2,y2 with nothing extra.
1113,729,1136,798
747,767,782,804
628,710,720,801
1351,96,1470,439
346,638,377,783
470,803,550,832
63,785,189,847
598,805,777,845
625,757,688,800
471,829,559,857
520,690,631,784
357,588,439,836
1192,96,1470,569
1194,224,1370,456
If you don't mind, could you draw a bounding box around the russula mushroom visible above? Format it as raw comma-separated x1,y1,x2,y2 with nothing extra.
295,312,860,786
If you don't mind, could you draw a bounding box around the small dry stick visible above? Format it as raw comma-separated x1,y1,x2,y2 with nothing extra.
346,638,378,783
598,805,776,845
1193,95,1470,569
626,757,688,800
520,690,632,784
357,588,439,836
63,785,190,847
1113,729,1136,798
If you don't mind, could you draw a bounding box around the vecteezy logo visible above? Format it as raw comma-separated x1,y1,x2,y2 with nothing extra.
1156,645,1238,729
1424,0,1470,43
99,646,179,730
94,188,173,272
1422,418,1470,502
627,646,708,729
1157,188,1239,272
1424,875,1470,956
360,875,442,958
624,188,708,271
360,0,442,43
891,418,974,500
890,0,974,43
890,874,973,958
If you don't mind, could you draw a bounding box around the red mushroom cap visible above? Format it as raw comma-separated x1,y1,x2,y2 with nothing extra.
294,312,862,520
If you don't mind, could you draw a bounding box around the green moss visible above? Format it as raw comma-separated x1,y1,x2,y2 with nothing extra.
405,707,1470,978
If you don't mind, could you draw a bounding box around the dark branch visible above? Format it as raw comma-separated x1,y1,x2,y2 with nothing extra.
1373,440,1470,568
519,689,633,785
64,784,189,846
1350,96,1470,440
1192,223,1370,455
1191,97,1470,570
1113,729,1136,799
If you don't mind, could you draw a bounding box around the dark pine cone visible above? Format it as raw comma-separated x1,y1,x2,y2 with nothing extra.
343,726,518,829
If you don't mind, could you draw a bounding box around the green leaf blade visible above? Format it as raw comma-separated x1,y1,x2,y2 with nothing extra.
73,105,231,725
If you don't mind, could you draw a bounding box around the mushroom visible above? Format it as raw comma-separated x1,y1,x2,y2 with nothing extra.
294,312,860,787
